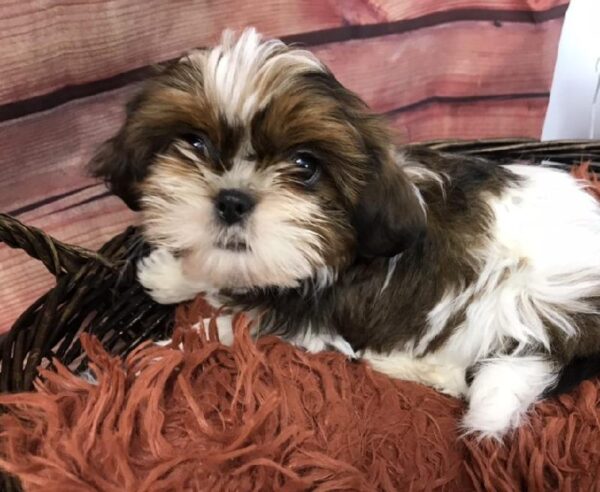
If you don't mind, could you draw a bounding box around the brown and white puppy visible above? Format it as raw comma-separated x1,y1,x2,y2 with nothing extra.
90,29,600,438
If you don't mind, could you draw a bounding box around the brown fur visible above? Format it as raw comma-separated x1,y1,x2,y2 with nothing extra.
231,148,518,354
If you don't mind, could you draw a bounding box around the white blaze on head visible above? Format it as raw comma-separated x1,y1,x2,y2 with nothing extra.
194,28,324,125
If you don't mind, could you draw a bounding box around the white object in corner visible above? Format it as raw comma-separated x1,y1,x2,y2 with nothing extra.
542,0,600,140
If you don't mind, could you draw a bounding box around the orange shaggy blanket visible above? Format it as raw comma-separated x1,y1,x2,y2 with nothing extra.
1,298,600,491
0,163,599,491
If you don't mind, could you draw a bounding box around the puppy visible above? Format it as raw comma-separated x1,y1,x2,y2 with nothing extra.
90,29,600,438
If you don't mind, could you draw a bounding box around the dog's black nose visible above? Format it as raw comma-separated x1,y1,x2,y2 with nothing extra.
215,189,255,225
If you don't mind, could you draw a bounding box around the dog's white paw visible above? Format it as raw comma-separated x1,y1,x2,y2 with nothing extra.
137,248,201,304
461,356,556,439
361,350,468,398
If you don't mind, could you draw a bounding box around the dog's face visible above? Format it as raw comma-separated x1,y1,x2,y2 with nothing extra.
90,29,426,290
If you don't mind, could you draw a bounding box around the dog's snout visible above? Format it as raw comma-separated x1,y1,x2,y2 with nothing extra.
215,189,255,225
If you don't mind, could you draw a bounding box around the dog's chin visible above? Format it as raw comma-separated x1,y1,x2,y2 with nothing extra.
215,239,249,253
181,244,319,291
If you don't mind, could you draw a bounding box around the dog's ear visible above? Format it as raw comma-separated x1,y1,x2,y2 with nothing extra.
88,58,193,210
354,156,427,258
88,94,158,211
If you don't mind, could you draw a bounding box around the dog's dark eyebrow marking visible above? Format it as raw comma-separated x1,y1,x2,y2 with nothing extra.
0,4,567,123
216,122,244,165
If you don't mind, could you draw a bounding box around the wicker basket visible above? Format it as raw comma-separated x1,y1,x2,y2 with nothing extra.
1,138,599,491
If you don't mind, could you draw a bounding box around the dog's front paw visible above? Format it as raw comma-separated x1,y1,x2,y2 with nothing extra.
137,248,200,304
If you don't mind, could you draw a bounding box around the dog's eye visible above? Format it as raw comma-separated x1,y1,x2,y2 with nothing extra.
292,151,321,186
183,134,208,155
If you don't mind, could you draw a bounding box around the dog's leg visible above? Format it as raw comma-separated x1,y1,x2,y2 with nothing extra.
137,248,210,304
462,355,558,439
362,350,468,398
